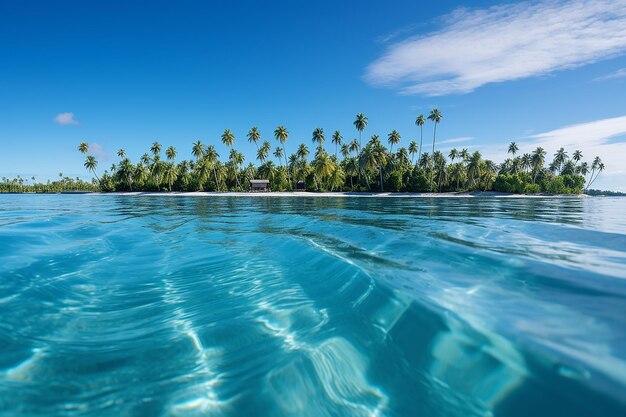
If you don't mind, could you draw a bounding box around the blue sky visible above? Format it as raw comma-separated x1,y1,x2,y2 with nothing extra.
1,0,626,190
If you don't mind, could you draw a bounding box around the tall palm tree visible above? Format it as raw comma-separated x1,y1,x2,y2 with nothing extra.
387,130,401,153
84,155,100,182
166,146,177,162
332,130,343,158
78,142,89,154
427,109,443,189
192,140,204,160
117,149,126,158
247,127,261,149
408,141,418,164
415,114,425,165
508,142,519,157
274,125,291,186
312,128,325,150
427,109,442,154
353,113,368,149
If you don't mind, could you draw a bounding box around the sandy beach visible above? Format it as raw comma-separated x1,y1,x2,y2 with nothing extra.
103,191,588,198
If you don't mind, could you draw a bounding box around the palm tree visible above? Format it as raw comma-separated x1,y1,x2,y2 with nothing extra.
415,114,425,165
166,146,177,162
427,109,443,189
332,131,343,158
387,130,401,153
508,142,519,157
312,151,335,191
553,147,568,174
221,129,235,148
467,151,483,190
296,143,309,161
205,145,221,191
586,156,604,190
78,142,89,154
117,149,126,158
353,113,368,149
312,128,325,150
273,147,283,166
257,140,270,163
340,143,350,159
140,153,151,166
247,127,261,149
192,140,204,160
531,147,546,183
521,153,532,173
164,163,178,191
229,149,244,190
84,155,100,182
408,141,418,164
348,139,359,156
274,125,291,187
150,141,161,157
448,148,459,162
573,150,583,166
427,109,442,154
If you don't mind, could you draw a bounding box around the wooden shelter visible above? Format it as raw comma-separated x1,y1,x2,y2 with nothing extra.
250,179,270,192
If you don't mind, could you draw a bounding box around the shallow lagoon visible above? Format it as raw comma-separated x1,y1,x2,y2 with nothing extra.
1,195,625,417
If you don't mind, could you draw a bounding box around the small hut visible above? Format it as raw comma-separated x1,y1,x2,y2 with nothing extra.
296,181,306,191
250,179,270,192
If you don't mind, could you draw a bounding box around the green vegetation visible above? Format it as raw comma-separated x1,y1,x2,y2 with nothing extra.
0,174,98,193
2,111,606,194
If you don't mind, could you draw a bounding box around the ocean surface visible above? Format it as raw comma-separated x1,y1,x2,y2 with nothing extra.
1,194,625,417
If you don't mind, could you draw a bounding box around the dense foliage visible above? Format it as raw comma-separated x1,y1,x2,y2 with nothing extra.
79,112,604,194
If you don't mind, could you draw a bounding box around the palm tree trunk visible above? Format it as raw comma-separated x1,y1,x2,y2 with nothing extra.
379,167,384,192
418,126,423,169
213,166,220,191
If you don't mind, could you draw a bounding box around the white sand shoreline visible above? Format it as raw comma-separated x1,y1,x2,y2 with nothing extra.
98,191,588,198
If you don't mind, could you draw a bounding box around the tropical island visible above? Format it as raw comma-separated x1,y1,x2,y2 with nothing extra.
1,111,605,195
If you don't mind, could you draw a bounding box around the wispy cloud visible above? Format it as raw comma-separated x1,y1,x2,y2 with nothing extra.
54,112,79,125
481,115,626,191
86,142,110,161
366,0,626,96
439,136,474,145
593,68,626,81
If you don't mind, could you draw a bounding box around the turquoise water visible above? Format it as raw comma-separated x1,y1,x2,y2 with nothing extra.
1,195,625,417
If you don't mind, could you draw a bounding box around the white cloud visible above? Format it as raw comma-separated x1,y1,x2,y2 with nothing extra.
593,68,626,81
439,136,474,145
366,0,626,96
480,115,626,191
54,112,79,125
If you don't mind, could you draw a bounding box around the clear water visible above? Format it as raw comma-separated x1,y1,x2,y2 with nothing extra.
1,195,625,417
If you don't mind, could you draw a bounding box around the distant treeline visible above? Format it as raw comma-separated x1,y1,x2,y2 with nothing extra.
3,112,607,195
0,175,98,193
586,189,626,197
